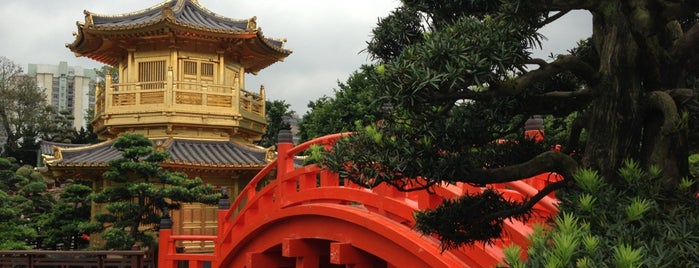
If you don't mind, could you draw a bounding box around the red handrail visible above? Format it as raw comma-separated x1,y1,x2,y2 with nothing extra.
158,132,561,268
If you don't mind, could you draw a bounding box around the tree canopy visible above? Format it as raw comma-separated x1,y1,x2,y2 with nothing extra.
321,0,699,249
299,65,384,141
0,158,56,249
0,57,55,164
256,100,294,147
36,182,93,250
91,133,219,249
0,57,91,164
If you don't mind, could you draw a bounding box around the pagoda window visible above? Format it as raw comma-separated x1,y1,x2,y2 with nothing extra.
183,61,197,76
201,63,214,78
180,59,217,88
138,60,166,90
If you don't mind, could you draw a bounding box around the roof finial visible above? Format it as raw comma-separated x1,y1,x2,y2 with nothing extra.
247,16,257,30
84,11,94,26
162,6,175,20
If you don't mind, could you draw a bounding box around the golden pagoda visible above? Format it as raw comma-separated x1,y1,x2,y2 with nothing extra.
42,0,291,249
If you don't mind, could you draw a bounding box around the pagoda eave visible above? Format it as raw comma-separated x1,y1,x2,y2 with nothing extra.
68,24,290,72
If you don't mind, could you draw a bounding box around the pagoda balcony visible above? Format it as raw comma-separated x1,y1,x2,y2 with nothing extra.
91,79,267,140
94,80,264,119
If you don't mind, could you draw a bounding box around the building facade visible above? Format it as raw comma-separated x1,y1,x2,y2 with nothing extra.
27,62,97,129
42,0,291,250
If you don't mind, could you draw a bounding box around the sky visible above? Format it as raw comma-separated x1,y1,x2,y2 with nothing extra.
0,0,592,115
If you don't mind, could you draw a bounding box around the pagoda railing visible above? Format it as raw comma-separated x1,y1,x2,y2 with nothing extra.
93,80,264,119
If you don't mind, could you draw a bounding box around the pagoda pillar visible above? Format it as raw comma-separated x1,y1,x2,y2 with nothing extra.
127,49,136,83
217,51,225,85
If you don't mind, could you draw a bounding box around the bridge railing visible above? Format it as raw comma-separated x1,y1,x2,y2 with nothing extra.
157,131,562,268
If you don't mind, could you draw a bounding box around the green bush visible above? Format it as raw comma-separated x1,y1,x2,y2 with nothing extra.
504,160,699,267
689,153,699,178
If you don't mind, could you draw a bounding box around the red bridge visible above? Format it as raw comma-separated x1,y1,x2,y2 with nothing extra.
157,132,560,268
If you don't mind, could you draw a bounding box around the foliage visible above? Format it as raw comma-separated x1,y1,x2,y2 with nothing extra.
320,0,698,249
689,153,699,178
366,6,424,62
91,133,219,249
504,162,699,267
0,157,94,250
299,66,385,141
0,187,36,249
0,157,50,249
94,65,119,87
42,109,77,143
256,100,294,147
415,189,529,250
0,57,60,165
36,182,94,250
76,101,99,144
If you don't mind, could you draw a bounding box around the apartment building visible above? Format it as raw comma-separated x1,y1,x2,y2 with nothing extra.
27,61,97,129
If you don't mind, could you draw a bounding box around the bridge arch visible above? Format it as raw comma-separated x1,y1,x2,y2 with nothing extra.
157,132,560,268
217,204,480,267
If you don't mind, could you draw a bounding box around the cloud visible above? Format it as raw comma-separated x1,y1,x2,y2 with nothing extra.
0,1,590,115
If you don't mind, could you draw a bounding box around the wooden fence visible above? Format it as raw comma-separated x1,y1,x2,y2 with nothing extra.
0,250,154,268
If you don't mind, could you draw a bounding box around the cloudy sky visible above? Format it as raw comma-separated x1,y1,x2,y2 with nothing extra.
0,0,591,114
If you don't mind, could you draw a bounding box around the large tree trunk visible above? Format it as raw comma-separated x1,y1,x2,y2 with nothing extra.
584,1,689,181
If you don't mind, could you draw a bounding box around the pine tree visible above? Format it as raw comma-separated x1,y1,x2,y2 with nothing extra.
37,182,94,250
91,133,219,249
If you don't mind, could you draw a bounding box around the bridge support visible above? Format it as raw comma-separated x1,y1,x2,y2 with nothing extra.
282,238,326,268
330,242,384,267
247,252,293,268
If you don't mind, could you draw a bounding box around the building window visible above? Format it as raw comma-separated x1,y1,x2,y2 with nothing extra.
180,59,216,85
201,63,214,77
183,61,197,76
138,60,166,89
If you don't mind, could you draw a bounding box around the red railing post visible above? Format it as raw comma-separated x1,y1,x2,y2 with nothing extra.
157,211,175,268
276,129,294,180
216,187,231,261
416,191,442,210
276,128,295,205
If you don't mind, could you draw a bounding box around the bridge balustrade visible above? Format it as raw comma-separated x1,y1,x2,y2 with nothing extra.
157,132,561,268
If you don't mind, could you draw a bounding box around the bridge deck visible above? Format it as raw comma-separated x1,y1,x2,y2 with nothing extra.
157,132,560,268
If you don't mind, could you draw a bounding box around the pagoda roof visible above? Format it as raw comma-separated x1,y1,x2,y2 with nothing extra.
67,0,291,72
41,138,272,169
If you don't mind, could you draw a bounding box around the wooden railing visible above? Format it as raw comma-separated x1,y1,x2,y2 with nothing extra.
0,250,155,268
94,80,264,118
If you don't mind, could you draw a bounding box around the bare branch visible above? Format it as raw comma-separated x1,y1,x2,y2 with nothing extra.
483,179,569,223
540,87,593,98
671,22,699,65
492,55,599,95
520,88,593,116
667,88,695,106
569,112,588,152
660,1,699,21
525,58,549,67
432,89,481,102
641,89,688,179
647,90,680,135
465,151,578,184
537,9,571,28
529,0,596,10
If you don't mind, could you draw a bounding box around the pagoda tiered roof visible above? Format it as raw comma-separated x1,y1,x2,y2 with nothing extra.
41,138,271,170
67,0,291,72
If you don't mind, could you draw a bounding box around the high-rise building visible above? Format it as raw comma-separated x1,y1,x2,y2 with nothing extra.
27,61,97,129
